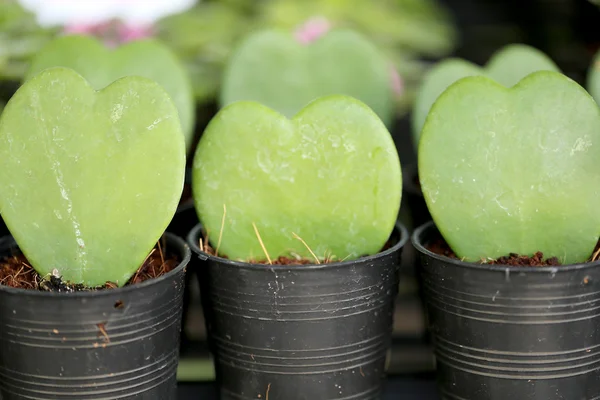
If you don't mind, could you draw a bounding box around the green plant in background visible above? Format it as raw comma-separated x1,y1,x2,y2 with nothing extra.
0,1,58,81
419,71,600,264
0,67,185,286
24,35,196,152
220,28,395,127
192,95,401,262
587,49,600,105
412,44,561,147
256,0,456,57
155,0,458,113
254,0,459,115
155,1,252,104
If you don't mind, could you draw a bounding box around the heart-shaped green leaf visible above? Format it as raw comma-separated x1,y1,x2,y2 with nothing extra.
219,29,395,127
24,35,195,152
587,50,600,105
419,71,600,265
412,44,560,146
0,67,185,286
192,95,401,261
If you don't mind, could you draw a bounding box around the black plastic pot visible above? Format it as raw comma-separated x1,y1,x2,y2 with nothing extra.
0,233,191,400
187,222,409,400
402,163,431,229
413,221,600,400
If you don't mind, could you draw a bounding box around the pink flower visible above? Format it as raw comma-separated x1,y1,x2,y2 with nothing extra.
62,20,153,47
294,16,331,45
118,24,154,42
62,24,95,35
389,65,404,97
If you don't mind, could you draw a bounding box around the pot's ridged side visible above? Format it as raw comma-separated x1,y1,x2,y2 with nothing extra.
414,221,600,400
0,233,190,400
189,222,408,400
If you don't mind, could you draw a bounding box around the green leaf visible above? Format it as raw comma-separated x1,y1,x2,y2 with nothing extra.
192,95,401,262
419,71,600,265
485,44,561,87
412,44,560,146
220,29,395,127
0,67,185,286
412,58,484,147
24,35,196,152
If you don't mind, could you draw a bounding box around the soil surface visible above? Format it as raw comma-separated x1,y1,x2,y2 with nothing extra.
0,239,179,291
426,236,563,266
199,231,395,265
428,235,600,266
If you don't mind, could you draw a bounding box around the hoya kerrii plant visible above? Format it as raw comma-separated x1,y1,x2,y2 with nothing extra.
219,26,396,128
192,94,401,262
419,70,600,265
412,43,561,148
255,0,458,114
0,66,185,287
24,34,196,153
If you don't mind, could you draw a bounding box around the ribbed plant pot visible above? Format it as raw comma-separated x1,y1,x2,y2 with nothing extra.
402,163,431,229
187,222,409,400
413,221,600,400
0,233,191,400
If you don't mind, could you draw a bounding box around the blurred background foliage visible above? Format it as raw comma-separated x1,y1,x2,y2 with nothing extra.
0,0,459,116
2,0,600,118
0,1,59,81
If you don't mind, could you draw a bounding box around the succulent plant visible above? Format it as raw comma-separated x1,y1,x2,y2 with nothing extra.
0,67,185,286
412,44,561,147
419,71,600,265
220,28,395,127
25,35,196,152
192,95,401,262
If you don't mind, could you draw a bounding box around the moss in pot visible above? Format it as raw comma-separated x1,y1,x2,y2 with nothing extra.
187,95,409,400
413,70,600,400
0,67,190,399
406,43,561,228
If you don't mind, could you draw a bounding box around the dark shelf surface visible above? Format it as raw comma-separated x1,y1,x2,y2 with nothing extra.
177,376,439,399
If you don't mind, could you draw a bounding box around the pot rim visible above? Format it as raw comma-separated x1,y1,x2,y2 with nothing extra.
412,220,600,272
187,221,409,271
0,232,191,298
